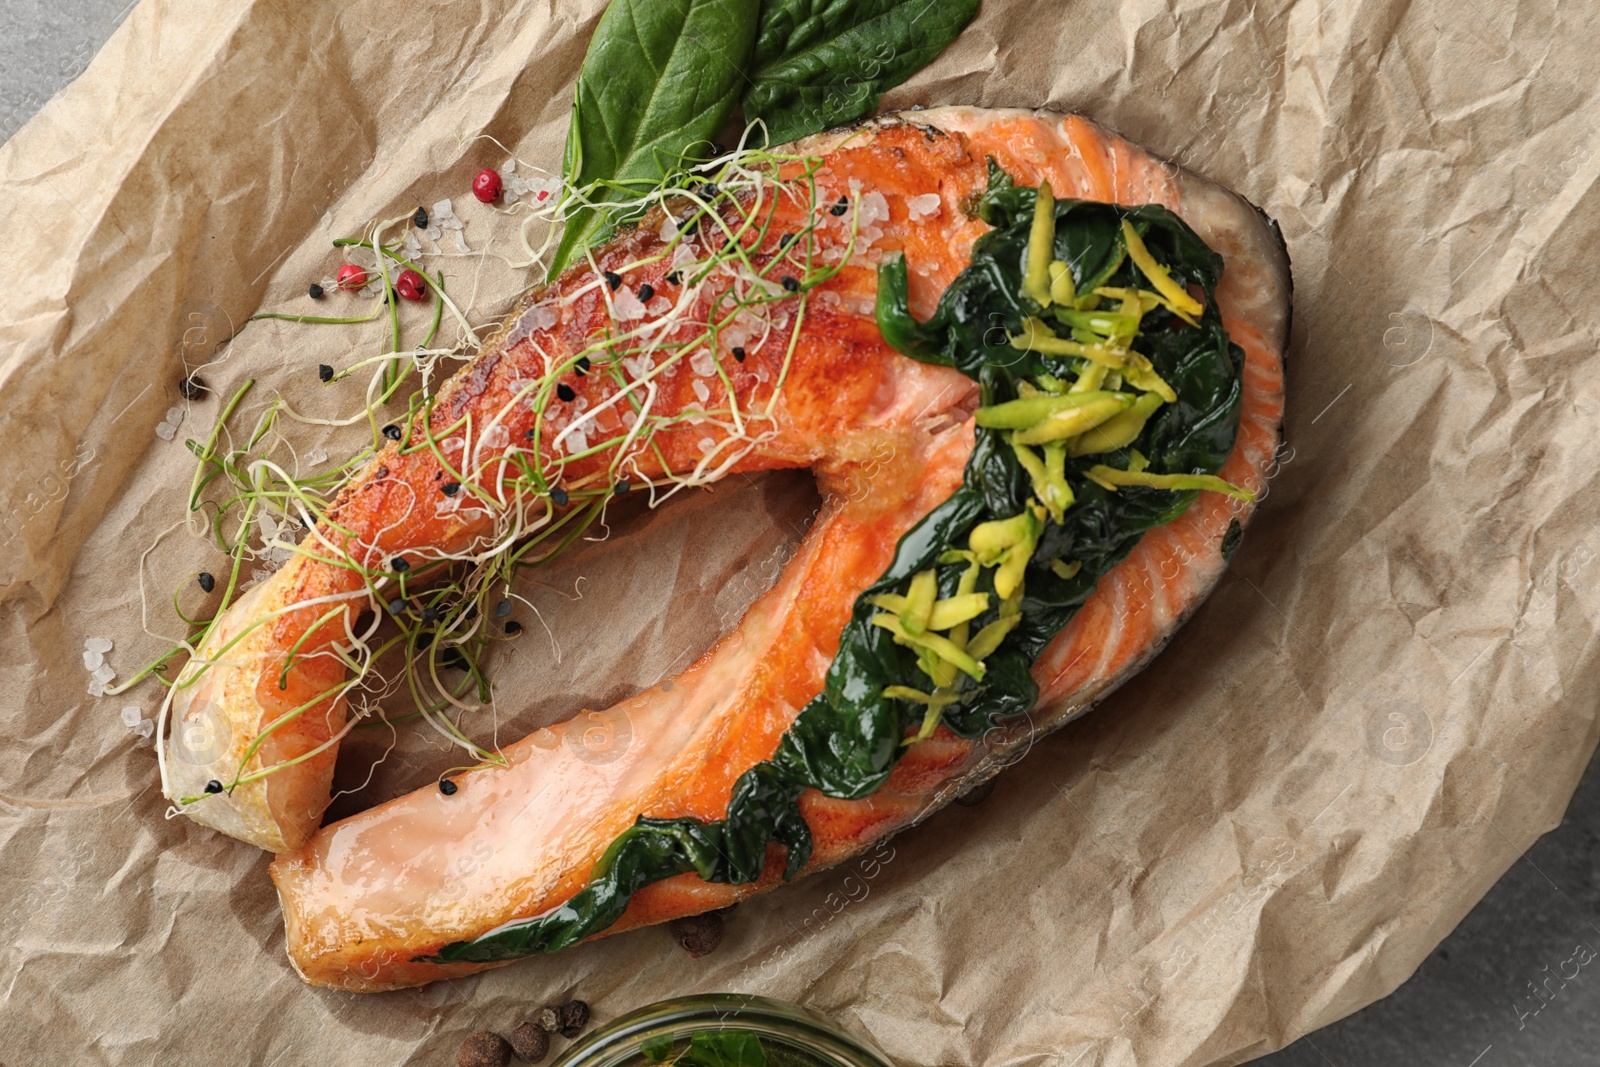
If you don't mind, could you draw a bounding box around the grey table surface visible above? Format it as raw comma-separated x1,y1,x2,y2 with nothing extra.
4,4,1598,1065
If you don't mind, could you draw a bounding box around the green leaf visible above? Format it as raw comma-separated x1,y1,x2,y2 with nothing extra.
742,0,980,145
689,1031,768,1067
551,0,761,277
642,1035,678,1062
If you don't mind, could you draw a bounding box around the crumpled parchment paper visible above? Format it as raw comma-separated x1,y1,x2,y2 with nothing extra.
3,0,1598,1064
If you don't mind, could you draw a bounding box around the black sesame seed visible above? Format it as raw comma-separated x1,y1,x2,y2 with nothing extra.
494,599,512,618
382,424,402,441
388,597,406,614
439,779,458,796
197,571,215,594
576,355,591,375
308,282,325,299
614,479,630,495
604,271,621,290
525,427,537,440
441,647,468,670
778,233,796,249
441,481,460,497
413,206,428,228
638,283,655,302
712,142,727,156
433,469,442,480
420,606,441,623
830,196,849,216
204,780,223,794
702,182,719,198
732,346,746,362
318,364,334,382
376,465,389,479
782,276,800,292
180,374,209,400
504,620,524,636
550,487,570,507
557,383,576,402
390,556,410,572
666,270,683,285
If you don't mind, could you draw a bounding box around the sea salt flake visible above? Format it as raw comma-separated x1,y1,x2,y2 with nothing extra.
120,706,142,728
612,288,647,321
155,422,176,441
565,425,589,454
907,193,942,220
166,405,186,426
647,296,672,316
481,425,510,449
83,649,104,671
451,230,473,255
133,720,155,741
307,446,328,465
698,437,716,454
690,350,716,377
402,231,422,260
692,380,710,403
657,215,679,242
84,637,112,653
92,664,115,684
432,199,463,230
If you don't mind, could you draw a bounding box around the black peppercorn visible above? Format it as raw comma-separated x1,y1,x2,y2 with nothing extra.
557,1000,590,1038
669,911,724,957
180,374,209,400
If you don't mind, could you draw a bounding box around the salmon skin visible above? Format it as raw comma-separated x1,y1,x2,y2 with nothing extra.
254,107,1290,991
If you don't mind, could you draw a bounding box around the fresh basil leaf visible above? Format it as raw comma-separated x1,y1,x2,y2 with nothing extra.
742,0,980,145
689,1030,768,1067
642,1035,678,1062
551,0,761,277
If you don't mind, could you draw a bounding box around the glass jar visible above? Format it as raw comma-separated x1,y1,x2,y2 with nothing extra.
549,993,895,1067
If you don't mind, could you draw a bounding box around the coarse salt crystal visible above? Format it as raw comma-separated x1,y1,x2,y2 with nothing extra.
120,706,142,728
859,191,890,228
657,215,679,242
83,649,104,671
402,230,422,260
92,663,115,684
690,350,716,377
84,637,112,653
307,446,328,465
481,425,510,449
155,422,176,441
451,230,473,255
647,296,672,316
133,720,154,741
166,405,186,426
260,514,279,542
87,678,106,697
565,425,589,454
698,437,716,454
432,199,463,230
692,380,710,403
907,193,942,220
613,288,647,321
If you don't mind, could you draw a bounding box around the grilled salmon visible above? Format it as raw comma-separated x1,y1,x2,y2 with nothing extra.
234,106,1293,991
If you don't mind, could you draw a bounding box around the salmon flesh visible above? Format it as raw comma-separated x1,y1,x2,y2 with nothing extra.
252,108,1290,991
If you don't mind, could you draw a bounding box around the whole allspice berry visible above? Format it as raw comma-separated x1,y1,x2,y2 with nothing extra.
557,999,591,1038
669,912,725,957
533,1005,563,1033
510,1021,550,1063
458,1030,512,1067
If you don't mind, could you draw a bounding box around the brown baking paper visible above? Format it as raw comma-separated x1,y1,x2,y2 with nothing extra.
3,0,1598,1063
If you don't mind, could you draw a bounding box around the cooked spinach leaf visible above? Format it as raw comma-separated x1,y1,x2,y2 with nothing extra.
549,0,761,276
742,0,981,144
421,165,1243,966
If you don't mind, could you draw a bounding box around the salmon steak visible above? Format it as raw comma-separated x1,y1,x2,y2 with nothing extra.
165,106,1288,990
